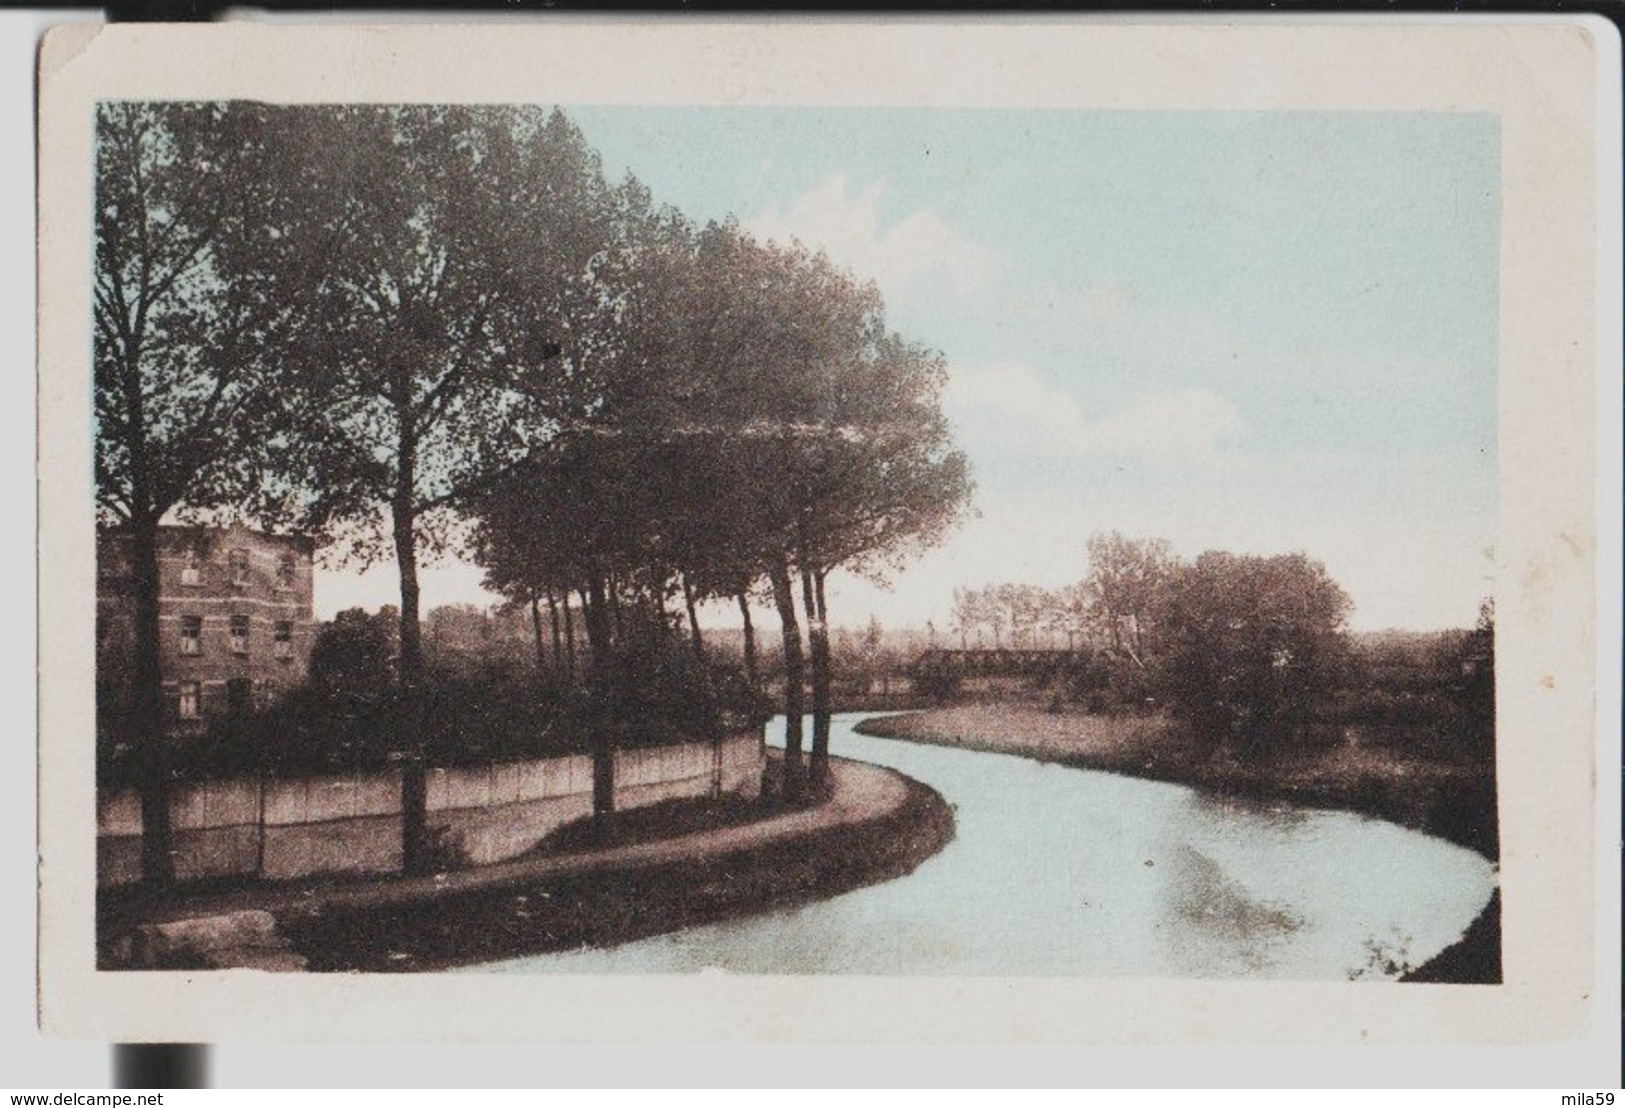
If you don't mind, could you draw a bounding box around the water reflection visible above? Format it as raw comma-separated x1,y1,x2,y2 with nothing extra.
1160,844,1305,977
475,714,1496,979
1187,788,1313,829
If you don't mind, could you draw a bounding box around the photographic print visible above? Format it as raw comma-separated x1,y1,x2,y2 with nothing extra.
39,20,1609,1045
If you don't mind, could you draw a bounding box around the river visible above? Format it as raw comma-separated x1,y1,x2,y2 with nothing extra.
476,713,1497,979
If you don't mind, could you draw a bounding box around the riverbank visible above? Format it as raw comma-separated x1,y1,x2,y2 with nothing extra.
100,755,955,972
855,704,1499,983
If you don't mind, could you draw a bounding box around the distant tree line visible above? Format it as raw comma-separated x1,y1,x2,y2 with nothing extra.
94,103,971,885
949,532,1492,761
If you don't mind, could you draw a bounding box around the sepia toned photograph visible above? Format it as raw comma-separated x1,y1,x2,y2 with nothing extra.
36,20,1611,1052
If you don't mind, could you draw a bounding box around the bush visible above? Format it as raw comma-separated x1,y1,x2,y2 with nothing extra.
1324,619,1494,763
594,629,773,748
913,668,962,703
1064,653,1142,712
1156,551,1352,758
175,675,592,782
97,671,590,786
97,619,774,786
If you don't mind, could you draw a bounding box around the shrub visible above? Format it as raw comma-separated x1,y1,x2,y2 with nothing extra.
594,630,772,748
97,627,773,786
913,668,961,703
1156,551,1352,758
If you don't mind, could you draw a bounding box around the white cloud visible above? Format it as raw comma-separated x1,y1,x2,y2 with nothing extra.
1009,280,1485,400
1009,281,1259,379
746,175,1005,301
944,360,1088,447
1081,387,1244,455
945,360,1244,459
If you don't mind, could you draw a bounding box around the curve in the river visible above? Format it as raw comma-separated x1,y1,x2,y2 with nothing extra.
475,713,1497,979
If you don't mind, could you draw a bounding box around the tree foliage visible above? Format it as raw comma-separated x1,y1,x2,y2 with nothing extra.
468,213,972,792
97,100,974,868
309,607,398,697
249,106,611,657
1083,532,1176,666
949,537,1364,757
229,106,616,868
94,102,302,884
94,103,289,533
949,583,1087,650
1152,550,1352,756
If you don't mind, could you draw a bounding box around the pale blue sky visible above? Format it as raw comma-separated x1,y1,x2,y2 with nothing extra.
323,107,1500,632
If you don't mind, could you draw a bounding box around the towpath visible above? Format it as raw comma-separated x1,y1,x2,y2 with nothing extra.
106,756,911,929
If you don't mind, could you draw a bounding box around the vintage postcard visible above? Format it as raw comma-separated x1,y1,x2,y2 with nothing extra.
36,17,1616,1050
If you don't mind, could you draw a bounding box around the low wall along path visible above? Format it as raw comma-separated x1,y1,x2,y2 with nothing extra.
98,729,765,886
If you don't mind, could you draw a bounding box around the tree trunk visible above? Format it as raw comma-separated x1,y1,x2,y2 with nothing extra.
391,476,431,876
656,581,677,647
529,592,547,676
394,533,422,684
769,555,806,798
608,574,625,644
546,590,563,669
737,590,758,686
681,572,705,660
583,575,616,818
576,588,592,667
807,566,833,783
561,593,577,680
128,513,174,887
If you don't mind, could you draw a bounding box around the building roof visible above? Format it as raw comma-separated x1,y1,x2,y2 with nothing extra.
97,521,316,555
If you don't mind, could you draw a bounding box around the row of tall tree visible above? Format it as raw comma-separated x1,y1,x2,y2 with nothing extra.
94,102,971,886
948,583,1088,650
948,536,1177,655
465,214,972,803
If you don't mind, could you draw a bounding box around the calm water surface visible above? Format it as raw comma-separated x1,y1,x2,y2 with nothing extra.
477,714,1497,979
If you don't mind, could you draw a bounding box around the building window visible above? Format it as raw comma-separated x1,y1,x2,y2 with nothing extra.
274,620,293,659
230,614,250,654
181,546,203,586
179,615,202,656
178,681,201,719
229,548,250,586
276,554,296,591
226,677,253,719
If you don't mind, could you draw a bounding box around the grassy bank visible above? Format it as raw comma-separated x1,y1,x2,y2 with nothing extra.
855,704,1499,983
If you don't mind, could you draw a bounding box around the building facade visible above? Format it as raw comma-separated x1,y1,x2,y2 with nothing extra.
97,523,316,736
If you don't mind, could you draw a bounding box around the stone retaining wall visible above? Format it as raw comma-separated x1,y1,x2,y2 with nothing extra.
99,729,765,886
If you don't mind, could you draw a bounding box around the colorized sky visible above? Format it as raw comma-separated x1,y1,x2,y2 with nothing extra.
319,107,1500,632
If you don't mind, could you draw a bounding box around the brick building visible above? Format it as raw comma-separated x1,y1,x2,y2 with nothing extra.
97,523,316,735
